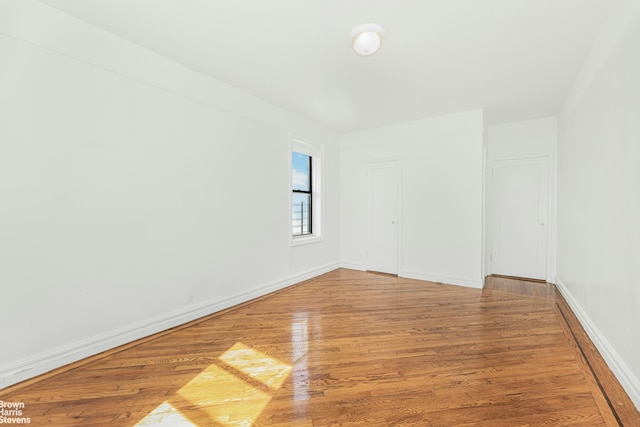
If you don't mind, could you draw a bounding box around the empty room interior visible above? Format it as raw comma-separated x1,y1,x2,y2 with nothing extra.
1,0,639,425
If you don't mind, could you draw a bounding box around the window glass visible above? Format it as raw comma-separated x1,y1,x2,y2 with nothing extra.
292,152,312,236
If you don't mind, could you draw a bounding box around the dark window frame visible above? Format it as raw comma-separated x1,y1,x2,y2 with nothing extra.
292,153,313,236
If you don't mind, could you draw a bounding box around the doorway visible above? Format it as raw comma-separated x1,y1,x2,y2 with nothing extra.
366,160,400,275
490,156,550,280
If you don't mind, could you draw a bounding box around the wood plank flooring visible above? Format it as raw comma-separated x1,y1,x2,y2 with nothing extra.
1,269,639,426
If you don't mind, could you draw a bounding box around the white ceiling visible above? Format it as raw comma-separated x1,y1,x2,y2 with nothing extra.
37,0,613,133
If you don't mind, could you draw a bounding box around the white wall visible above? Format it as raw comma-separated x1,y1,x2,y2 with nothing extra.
340,110,484,288
486,118,558,281
557,0,640,408
488,117,557,158
0,0,339,387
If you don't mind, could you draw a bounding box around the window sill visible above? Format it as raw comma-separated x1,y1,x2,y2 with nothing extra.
290,234,324,247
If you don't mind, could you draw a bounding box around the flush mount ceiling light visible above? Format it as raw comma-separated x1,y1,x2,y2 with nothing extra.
349,23,385,56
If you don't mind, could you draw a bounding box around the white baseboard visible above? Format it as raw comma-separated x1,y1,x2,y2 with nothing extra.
0,262,339,390
401,270,484,289
555,278,640,410
339,262,366,271
338,265,484,291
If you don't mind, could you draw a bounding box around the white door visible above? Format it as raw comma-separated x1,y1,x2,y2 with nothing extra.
491,157,549,280
367,161,399,275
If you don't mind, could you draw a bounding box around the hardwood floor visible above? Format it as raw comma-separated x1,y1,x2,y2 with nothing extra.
1,269,638,426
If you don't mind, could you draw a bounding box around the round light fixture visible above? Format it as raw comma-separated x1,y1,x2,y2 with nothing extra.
349,23,385,56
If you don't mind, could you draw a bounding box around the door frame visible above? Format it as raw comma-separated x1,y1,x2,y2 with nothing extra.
365,158,402,275
486,153,555,283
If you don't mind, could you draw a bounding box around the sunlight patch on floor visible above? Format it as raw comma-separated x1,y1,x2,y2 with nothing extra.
134,402,197,426
219,342,292,390
134,342,292,427
177,363,272,426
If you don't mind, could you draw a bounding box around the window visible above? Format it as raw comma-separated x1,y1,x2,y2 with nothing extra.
291,139,322,244
292,152,312,236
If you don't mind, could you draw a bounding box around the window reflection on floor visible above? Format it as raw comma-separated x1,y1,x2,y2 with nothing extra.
292,313,310,402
